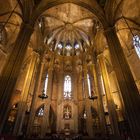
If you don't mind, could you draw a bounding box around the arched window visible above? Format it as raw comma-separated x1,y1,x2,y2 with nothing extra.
57,43,63,49
38,106,44,116
75,43,80,49
43,74,48,95
87,74,92,97
64,75,72,99
133,35,140,59
66,43,72,50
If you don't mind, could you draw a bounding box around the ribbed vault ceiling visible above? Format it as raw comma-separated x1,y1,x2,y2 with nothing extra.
40,3,97,56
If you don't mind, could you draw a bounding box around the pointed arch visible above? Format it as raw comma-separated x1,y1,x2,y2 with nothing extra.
64,75,72,99
36,104,44,116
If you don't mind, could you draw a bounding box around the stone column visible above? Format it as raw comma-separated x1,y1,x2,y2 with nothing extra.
0,48,7,75
72,72,78,133
104,27,140,139
77,70,84,133
90,63,106,135
98,54,120,136
41,58,54,137
0,23,34,132
26,51,45,136
109,71,124,122
57,70,64,132
83,65,94,137
13,51,39,135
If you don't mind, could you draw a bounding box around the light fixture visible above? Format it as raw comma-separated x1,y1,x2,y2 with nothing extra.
38,93,48,100
89,95,98,100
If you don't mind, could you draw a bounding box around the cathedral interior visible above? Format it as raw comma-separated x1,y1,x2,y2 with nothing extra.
0,0,140,140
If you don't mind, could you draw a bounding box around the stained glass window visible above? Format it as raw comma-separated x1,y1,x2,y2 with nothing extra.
87,74,92,97
38,106,44,116
75,43,80,49
58,43,63,49
66,44,72,50
43,74,48,95
64,75,72,99
133,35,140,59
